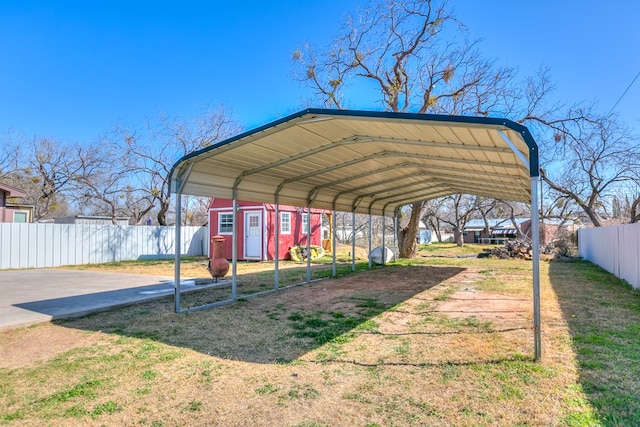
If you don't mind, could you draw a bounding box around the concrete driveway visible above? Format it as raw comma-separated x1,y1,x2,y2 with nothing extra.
0,269,213,329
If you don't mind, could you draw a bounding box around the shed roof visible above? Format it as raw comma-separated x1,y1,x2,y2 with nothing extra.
209,198,328,214
169,109,538,216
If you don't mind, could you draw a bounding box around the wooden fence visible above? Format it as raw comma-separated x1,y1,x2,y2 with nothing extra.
579,223,640,289
0,223,207,269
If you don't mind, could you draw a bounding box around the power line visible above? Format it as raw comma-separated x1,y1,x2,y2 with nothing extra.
608,70,640,116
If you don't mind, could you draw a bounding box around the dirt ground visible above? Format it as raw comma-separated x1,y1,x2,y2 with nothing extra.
0,324,107,369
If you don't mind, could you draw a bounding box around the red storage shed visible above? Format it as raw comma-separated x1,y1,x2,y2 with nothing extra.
208,198,328,261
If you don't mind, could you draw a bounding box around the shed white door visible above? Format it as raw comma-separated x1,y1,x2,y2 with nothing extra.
244,211,262,259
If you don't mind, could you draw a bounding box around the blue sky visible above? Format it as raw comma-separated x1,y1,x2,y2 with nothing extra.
1,0,639,144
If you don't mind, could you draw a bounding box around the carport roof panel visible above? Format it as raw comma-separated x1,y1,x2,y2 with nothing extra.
169,109,538,216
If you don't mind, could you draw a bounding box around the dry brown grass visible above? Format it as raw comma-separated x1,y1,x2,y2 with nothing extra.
2,244,636,425
59,244,370,279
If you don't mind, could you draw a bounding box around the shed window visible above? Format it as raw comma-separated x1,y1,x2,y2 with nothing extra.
302,212,309,234
218,213,234,234
280,212,291,234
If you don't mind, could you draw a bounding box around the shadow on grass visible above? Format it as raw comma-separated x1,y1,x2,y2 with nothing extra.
174,261,372,310
548,258,640,425
54,264,464,364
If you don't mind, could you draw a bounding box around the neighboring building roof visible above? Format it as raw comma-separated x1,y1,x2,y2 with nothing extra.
463,218,529,231
0,183,27,199
54,215,130,225
5,202,34,209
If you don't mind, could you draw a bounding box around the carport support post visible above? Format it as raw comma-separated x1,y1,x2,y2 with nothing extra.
393,215,398,257
368,215,372,268
531,176,541,361
351,211,356,272
274,198,280,289
382,216,387,266
231,194,238,299
331,210,337,277
306,205,311,283
174,192,182,313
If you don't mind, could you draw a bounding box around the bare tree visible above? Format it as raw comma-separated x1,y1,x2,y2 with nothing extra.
475,197,498,239
181,195,211,226
421,198,446,242
113,106,241,225
542,190,580,223
293,0,526,257
436,194,478,246
2,108,239,224
334,211,371,244
534,111,640,227
11,138,82,221
2,131,159,223
496,200,531,240
624,160,640,223
0,133,21,181
70,144,136,223
122,188,156,225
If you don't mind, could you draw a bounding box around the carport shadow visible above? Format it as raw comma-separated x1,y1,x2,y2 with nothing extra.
548,258,640,424
13,280,217,320
53,265,464,364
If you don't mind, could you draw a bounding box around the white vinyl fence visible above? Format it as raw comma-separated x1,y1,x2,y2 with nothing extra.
0,223,207,269
579,223,640,289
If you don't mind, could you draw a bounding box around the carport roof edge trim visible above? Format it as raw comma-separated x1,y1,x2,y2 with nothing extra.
168,108,539,213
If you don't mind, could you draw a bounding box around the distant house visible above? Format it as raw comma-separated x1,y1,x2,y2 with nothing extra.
53,215,130,226
462,218,531,244
0,183,33,223
208,198,329,261
417,221,433,244
462,218,578,244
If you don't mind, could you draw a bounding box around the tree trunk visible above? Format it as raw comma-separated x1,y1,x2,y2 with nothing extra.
631,196,640,223
508,208,527,241
481,215,491,242
583,206,603,227
157,199,169,226
398,202,422,258
453,227,464,246
428,217,442,242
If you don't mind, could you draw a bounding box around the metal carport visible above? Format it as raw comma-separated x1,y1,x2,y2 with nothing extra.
169,108,541,360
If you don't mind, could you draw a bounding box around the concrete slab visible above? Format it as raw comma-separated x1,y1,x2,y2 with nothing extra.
0,269,224,330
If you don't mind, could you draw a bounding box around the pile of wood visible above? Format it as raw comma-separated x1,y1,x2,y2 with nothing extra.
489,239,533,260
